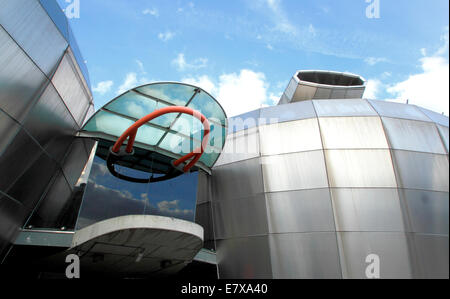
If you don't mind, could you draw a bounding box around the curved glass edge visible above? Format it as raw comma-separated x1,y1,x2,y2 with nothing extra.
82,82,228,169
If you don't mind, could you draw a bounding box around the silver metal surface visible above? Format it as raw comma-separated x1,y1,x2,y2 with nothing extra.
337,232,414,279
313,99,377,117
269,233,342,279
262,151,329,192
215,127,260,166
213,194,268,239
216,236,272,279
212,158,264,200
260,100,316,124
417,106,449,126
399,189,449,235
319,117,388,149
51,50,91,125
0,0,68,76
280,70,366,104
266,189,335,233
368,100,432,122
23,82,78,163
382,117,446,154
0,25,48,122
259,119,322,155
392,150,449,192
331,188,405,232
325,149,397,188
412,234,449,278
437,125,449,153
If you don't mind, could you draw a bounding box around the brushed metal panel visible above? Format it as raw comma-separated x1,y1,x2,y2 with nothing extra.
259,119,322,155
62,138,89,188
400,190,449,235
266,189,335,233
213,194,268,239
195,202,215,250
262,151,329,192
313,87,332,99
337,232,413,279
260,100,316,124
331,188,405,232
437,125,449,153
0,129,44,194
0,25,48,122
0,0,68,76
26,170,73,230
382,117,446,154
215,127,259,166
330,89,346,99
0,109,20,157
417,107,449,127
23,82,78,164
269,233,342,279
52,52,90,126
284,77,297,100
196,171,211,205
319,117,388,149
212,158,264,201
368,100,431,122
5,150,58,210
0,194,26,258
325,150,397,188
345,87,365,99
216,236,272,279
292,84,316,102
313,99,377,117
38,0,70,40
392,150,449,192
412,234,449,278
227,109,260,134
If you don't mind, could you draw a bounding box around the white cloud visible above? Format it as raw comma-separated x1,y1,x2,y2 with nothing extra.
387,27,449,115
172,53,208,71
158,31,175,42
387,56,449,115
92,80,113,95
142,8,159,17
116,72,150,95
364,79,383,99
365,57,388,66
265,0,297,35
135,59,146,74
183,69,281,117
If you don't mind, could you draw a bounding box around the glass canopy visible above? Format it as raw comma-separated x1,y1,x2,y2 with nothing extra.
80,82,228,173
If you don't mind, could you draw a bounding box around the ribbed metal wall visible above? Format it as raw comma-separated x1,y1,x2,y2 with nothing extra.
0,0,94,260
202,98,449,279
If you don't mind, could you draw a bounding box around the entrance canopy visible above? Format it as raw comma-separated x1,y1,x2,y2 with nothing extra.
80,82,228,174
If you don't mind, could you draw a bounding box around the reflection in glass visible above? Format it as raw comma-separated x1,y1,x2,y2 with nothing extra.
76,150,199,230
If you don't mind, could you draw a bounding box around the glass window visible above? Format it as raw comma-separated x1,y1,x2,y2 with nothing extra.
76,151,199,230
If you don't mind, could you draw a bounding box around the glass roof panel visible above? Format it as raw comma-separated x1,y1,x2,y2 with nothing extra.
83,110,134,137
159,132,201,155
135,83,197,106
135,124,166,146
188,91,227,126
82,82,228,171
105,91,157,119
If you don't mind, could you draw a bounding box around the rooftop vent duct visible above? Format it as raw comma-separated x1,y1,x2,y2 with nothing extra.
279,70,366,104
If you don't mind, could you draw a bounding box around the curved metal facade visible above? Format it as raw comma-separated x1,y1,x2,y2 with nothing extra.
199,98,449,278
0,0,94,259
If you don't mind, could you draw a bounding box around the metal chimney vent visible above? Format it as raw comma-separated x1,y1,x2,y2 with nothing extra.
279,70,366,105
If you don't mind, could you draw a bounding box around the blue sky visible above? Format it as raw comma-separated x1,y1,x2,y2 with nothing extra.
58,0,449,116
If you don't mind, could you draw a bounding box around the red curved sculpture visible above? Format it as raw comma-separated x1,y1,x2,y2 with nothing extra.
111,106,210,173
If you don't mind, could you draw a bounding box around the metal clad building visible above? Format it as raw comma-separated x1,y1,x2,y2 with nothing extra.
0,0,94,260
198,71,449,279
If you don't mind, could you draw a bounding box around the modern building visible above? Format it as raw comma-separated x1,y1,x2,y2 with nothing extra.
0,0,448,279
202,70,449,279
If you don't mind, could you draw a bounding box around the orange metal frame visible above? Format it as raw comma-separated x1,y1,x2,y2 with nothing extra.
111,106,210,173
